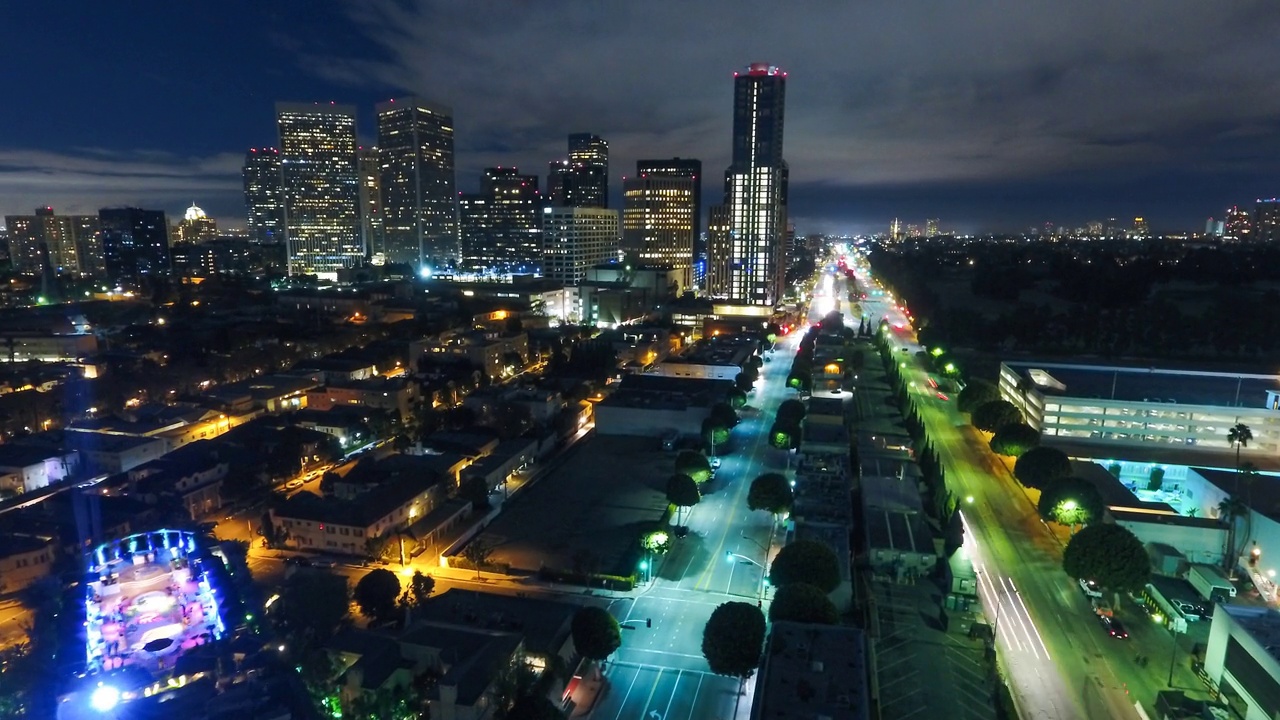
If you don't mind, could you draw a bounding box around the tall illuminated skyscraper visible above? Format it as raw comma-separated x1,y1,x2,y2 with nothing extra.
1224,205,1253,240
276,103,361,277
4,207,84,274
622,172,696,293
358,147,385,260
542,207,618,285
566,133,609,208
710,63,788,305
98,207,170,278
242,147,284,244
376,97,457,269
459,167,543,272
1256,199,1280,242
636,157,702,256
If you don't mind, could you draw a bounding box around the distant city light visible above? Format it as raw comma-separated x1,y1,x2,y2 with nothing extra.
420,266,433,279
90,684,121,712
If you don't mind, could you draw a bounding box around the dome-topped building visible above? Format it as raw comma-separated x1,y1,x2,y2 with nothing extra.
176,202,218,243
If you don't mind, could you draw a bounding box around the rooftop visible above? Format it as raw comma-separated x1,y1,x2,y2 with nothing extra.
0,444,68,468
0,534,50,557
1193,467,1280,520
1005,361,1280,409
752,622,870,720
599,374,733,410
412,588,576,657
1221,604,1280,665
1071,460,1178,514
273,475,433,529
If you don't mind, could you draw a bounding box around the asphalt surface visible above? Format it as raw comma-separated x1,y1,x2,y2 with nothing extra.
587,303,816,720
848,252,1208,719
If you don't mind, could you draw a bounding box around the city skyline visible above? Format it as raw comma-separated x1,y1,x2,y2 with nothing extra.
1,2,1278,234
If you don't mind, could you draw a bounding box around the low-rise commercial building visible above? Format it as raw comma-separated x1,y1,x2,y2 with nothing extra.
417,330,529,381
0,535,56,594
750,622,871,720
1204,603,1280,719
270,474,448,555
593,374,734,439
306,376,418,424
0,445,78,494
861,474,937,581
1000,361,1280,471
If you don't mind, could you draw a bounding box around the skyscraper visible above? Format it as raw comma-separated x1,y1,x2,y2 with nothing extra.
710,63,788,306
636,158,702,255
566,133,609,208
1224,205,1253,240
242,148,284,244
276,103,361,277
1132,217,1150,237
376,97,457,270
542,207,618,285
5,208,78,274
623,173,696,292
71,215,103,274
1256,199,1280,242
459,167,543,273
176,203,218,244
706,205,731,296
98,207,170,278
925,218,940,237
358,147,385,261
546,161,571,207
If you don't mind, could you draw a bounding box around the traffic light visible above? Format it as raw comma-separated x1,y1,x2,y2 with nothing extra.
646,618,652,628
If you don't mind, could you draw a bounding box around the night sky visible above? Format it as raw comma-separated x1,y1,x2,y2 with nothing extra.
3,1,1278,234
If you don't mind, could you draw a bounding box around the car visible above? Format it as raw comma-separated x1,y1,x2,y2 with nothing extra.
1079,578,1103,598
1099,615,1129,639
710,457,722,469
673,526,689,538
935,392,950,401
285,479,304,491
313,559,337,569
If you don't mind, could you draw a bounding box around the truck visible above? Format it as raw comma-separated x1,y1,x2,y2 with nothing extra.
1187,563,1237,603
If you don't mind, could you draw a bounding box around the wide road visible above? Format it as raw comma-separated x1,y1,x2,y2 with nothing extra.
848,252,1148,719
589,299,821,720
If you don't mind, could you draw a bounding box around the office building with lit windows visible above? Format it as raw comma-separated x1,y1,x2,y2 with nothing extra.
241,147,284,244
1225,205,1253,241
376,97,457,269
622,174,695,293
999,361,1280,470
711,63,788,306
459,167,543,273
98,207,170,278
358,146,385,261
566,133,609,208
175,203,218,244
1257,199,1280,243
276,102,362,277
5,207,100,275
542,207,618,285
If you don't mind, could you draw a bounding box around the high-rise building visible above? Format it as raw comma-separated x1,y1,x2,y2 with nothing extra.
546,160,571,207
542,207,618,285
622,173,696,285
889,218,902,242
706,205,732,296
565,133,609,208
459,167,543,272
1086,221,1104,236
276,103,361,277
710,63,788,305
1132,217,1150,237
925,218,940,237
357,147,385,261
5,208,80,274
1224,205,1253,240
242,148,284,244
376,97,457,269
71,215,103,274
98,207,170,278
176,203,218,244
637,158,702,258
1256,199,1280,242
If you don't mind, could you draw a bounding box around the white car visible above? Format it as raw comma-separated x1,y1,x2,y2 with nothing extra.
1078,578,1102,598
285,479,304,491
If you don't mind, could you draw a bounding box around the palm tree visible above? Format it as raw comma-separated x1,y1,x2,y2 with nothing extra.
1217,495,1249,574
1228,423,1253,474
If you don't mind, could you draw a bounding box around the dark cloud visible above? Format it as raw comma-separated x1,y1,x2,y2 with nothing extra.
3,1,1278,231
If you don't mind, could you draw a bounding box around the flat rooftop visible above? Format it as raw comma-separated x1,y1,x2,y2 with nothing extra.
1221,604,1280,665
752,622,870,720
1005,361,1280,409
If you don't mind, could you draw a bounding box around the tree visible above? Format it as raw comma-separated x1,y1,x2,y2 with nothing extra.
747,473,793,521
461,539,494,580
988,422,1041,457
1229,422,1254,476
701,601,766,679
769,540,841,593
734,372,754,393
675,450,712,484
728,387,747,409
354,568,401,624
666,473,701,526
1062,524,1150,595
570,606,621,661
399,571,436,612
1218,495,1250,572
768,583,839,625
702,417,731,456
459,475,491,510
768,421,800,450
777,399,807,428
709,402,738,429
1037,478,1104,529
970,399,1022,433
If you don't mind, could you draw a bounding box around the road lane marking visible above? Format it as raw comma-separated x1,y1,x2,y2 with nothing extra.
660,670,683,720
610,666,644,720
639,668,665,720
